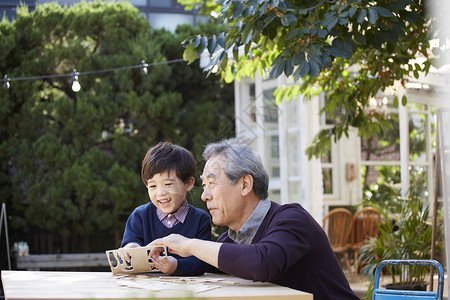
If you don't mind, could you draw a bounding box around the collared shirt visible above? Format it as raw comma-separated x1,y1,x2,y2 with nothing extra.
228,199,271,245
156,200,190,228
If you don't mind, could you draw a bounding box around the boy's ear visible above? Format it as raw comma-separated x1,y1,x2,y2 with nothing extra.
185,177,195,191
240,174,254,197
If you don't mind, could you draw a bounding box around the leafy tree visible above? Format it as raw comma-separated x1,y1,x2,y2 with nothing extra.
178,0,445,158
0,1,233,254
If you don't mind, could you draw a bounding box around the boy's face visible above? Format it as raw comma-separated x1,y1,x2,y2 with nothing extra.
146,170,194,214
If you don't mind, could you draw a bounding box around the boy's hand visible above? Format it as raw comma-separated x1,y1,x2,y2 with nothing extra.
151,256,178,274
117,242,140,263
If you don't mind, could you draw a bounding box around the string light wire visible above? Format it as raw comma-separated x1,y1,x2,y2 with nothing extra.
0,58,185,89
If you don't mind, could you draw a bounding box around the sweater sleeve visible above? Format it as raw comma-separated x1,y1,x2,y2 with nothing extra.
120,207,145,247
217,205,315,282
172,210,212,276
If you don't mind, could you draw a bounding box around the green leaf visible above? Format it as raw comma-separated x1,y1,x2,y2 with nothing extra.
353,32,366,44
220,52,228,70
340,10,349,18
281,14,297,26
327,17,339,30
274,87,286,104
232,2,244,18
242,25,253,45
310,44,322,56
368,8,378,24
293,66,301,81
269,0,280,7
402,95,407,106
324,11,337,19
328,47,346,58
242,7,252,18
414,63,422,71
291,85,300,99
254,20,264,32
258,1,269,17
299,61,310,77
192,35,201,47
286,29,300,39
322,54,332,68
309,60,321,77
285,60,293,76
217,32,225,48
221,0,232,11
375,6,393,17
245,42,251,55
339,17,349,25
183,44,198,64
329,38,352,57
208,35,216,53
233,44,239,61
269,60,285,78
292,52,305,65
393,96,399,108
264,11,277,26
341,38,354,53
357,9,367,23
318,28,328,38
224,65,234,83
196,36,208,54
349,6,357,17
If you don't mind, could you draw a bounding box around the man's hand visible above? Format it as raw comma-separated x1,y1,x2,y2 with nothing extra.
151,255,178,274
148,234,192,258
148,234,222,268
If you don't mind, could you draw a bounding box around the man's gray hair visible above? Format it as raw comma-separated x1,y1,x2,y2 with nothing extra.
203,138,269,200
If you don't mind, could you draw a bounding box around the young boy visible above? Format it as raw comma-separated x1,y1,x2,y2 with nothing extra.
118,142,211,275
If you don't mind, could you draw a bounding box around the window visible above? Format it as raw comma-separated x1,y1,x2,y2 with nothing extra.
149,0,173,7
148,13,195,31
360,100,436,203
319,94,337,196
128,0,147,6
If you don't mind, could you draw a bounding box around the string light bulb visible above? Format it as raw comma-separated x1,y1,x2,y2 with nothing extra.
141,60,148,75
3,75,10,89
71,69,81,92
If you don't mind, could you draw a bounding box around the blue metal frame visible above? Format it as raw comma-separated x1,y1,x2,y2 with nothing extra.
372,259,444,300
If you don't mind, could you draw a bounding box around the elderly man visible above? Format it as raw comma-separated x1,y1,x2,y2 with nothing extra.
150,138,359,300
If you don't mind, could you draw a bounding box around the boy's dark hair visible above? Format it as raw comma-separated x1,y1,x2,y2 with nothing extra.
141,142,196,184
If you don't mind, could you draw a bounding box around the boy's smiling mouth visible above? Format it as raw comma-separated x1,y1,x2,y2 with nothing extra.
158,198,171,206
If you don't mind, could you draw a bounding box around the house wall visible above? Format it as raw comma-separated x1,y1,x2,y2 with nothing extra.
234,71,450,225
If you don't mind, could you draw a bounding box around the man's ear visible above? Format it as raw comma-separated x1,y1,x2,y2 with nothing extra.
240,174,254,196
185,177,195,191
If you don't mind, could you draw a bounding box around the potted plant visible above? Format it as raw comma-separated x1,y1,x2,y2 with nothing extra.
358,183,443,299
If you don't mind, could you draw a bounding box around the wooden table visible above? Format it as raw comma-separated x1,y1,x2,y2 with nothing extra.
1,271,313,300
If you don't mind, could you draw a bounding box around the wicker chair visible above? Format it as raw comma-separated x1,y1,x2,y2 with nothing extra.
350,206,382,275
323,208,353,275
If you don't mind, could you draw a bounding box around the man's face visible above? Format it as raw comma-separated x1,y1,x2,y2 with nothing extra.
201,155,244,231
147,170,193,214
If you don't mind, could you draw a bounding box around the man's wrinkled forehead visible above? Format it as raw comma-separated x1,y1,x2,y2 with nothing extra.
201,155,225,180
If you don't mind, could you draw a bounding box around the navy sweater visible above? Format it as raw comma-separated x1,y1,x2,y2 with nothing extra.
217,201,359,300
121,202,212,276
